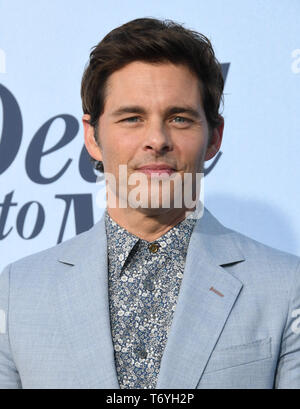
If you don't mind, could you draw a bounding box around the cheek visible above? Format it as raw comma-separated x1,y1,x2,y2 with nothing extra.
177,138,206,168
102,128,138,166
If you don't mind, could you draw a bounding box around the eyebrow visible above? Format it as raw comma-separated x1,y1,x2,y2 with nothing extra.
110,105,202,120
111,106,147,117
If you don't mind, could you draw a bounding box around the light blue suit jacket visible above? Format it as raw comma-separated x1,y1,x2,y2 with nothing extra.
0,207,300,389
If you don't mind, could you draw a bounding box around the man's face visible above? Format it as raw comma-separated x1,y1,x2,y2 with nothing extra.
84,61,223,213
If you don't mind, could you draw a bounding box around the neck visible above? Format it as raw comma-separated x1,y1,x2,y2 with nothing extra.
107,206,191,242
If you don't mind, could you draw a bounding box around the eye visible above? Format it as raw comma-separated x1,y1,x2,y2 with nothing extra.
171,116,193,124
121,116,142,123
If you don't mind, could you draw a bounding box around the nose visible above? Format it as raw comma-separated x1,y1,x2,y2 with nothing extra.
142,121,173,155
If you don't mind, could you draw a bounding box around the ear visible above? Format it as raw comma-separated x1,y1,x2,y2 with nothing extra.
82,114,103,162
205,116,224,161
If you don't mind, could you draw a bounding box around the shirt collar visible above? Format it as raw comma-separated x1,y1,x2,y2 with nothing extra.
105,209,198,276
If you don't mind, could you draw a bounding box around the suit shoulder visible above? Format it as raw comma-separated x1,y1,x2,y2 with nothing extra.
227,227,300,275
7,226,94,277
201,207,300,272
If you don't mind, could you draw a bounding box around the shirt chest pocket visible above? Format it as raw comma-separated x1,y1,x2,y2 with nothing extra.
203,337,272,374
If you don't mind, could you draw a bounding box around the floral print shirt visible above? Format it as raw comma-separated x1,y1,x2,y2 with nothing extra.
105,210,197,389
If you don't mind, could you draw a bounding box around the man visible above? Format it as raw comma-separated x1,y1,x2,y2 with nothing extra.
0,18,300,389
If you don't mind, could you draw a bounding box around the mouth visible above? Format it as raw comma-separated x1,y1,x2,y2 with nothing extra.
136,164,176,176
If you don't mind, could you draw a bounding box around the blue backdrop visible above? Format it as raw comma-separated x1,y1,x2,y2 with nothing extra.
1,0,300,272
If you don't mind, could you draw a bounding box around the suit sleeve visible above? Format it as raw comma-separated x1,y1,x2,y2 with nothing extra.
0,264,22,389
275,260,300,389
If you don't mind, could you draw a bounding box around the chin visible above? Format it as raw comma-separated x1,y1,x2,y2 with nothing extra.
131,206,176,217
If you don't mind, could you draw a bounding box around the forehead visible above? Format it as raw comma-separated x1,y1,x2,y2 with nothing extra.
104,61,203,109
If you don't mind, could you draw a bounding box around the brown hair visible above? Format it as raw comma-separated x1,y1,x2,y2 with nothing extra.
81,17,224,172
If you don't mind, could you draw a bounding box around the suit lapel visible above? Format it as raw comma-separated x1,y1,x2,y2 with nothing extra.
56,214,119,389
55,207,244,389
156,208,245,389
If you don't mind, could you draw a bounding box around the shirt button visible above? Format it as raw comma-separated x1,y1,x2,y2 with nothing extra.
153,304,160,315
136,348,147,359
144,278,155,291
149,243,159,253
